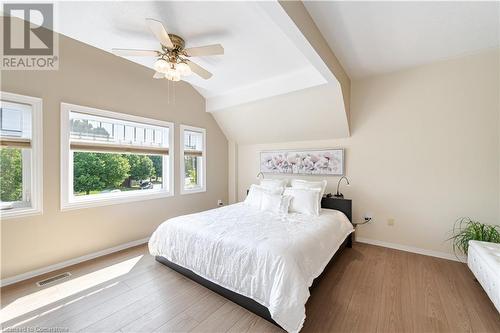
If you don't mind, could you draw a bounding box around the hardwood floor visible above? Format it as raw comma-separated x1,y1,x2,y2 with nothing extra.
1,243,499,332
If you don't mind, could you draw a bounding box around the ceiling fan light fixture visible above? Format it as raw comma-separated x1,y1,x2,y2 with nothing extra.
154,58,169,73
167,62,176,72
115,19,219,82
177,62,192,76
166,70,181,82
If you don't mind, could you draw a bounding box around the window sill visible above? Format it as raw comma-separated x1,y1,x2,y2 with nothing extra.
61,190,173,211
180,187,206,195
0,206,43,220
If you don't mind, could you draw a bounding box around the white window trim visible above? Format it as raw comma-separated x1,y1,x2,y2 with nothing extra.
0,91,43,220
60,103,174,211
180,124,206,195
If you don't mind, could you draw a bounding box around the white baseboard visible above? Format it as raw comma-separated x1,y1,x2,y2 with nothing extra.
356,237,466,262
0,238,149,287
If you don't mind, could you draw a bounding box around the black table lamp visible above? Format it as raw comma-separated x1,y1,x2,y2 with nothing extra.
334,176,350,198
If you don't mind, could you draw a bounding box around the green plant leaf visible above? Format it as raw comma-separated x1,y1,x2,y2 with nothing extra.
449,217,500,257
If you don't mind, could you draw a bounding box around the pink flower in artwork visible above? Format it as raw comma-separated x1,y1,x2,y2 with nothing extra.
316,157,330,170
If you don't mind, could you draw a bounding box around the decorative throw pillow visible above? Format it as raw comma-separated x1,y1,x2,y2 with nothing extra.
260,179,287,194
284,187,321,216
290,179,328,205
244,184,282,209
260,192,292,215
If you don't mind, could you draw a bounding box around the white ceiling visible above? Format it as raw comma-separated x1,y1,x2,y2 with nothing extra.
304,1,500,78
55,1,326,110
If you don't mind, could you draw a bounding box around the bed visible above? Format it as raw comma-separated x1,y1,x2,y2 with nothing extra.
467,240,500,313
149,197,354,333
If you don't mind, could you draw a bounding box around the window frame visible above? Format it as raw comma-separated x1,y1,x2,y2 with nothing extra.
0,91,43,219
60,103,174,211
180,124,206,195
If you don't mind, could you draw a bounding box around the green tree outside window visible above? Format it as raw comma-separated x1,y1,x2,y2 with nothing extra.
0,148,23,202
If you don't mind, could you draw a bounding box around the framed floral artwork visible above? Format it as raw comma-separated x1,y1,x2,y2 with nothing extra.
260,149,344,175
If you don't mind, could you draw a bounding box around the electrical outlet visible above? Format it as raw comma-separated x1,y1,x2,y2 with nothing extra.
217,200,223,207
363,212,373,220
387,218,395,226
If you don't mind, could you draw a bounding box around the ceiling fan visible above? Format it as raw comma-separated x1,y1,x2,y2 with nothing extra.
112,18,224,82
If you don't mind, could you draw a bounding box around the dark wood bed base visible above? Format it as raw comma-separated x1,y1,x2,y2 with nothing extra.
155,197,353,329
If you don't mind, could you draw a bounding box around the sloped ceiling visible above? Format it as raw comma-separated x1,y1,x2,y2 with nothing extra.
212,82,347,144
209,1,350,144
304,1,500,78
50,1,350,144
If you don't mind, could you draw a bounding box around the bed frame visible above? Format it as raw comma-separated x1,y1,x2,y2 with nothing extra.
155,197,353,328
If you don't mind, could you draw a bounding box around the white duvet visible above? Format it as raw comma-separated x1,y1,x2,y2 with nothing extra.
148,203,354,332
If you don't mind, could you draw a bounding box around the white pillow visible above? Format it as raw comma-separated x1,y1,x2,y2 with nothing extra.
290,179,327,204
284,187,321,216
260,192,292,215
260,179,287,194
244,184,282,209
244,184,263,208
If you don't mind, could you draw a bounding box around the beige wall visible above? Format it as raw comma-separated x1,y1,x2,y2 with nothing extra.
0,35,228,279
228,141,238,204
236,49,500,257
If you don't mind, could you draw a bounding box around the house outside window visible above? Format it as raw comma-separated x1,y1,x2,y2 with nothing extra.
0,92,43,219
180,125,206,194
60,103,174,210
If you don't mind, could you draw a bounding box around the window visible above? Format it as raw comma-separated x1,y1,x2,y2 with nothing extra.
180,125,206,194
61,103,174,210
0,92,43,219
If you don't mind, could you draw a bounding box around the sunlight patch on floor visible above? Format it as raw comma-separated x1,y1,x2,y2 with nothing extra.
0,255,143,324
6,282,120,329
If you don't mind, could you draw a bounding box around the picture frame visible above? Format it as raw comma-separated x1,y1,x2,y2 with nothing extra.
260,148,344,176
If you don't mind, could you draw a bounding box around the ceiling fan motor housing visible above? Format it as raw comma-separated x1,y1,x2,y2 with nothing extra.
160,34,187,65
166,34,185,51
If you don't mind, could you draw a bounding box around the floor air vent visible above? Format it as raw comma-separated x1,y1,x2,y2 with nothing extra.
36,272,72,286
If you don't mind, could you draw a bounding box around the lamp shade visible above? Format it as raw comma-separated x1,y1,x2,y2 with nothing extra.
166,70,181,81
177,62,192,76
154,59,169,73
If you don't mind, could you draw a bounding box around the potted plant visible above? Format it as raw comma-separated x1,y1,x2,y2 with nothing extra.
449,217,500,256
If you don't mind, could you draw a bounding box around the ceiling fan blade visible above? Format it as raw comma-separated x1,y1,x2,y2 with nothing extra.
145,18,173,49
112,48,159,57
184,44,224,57
185,59,212,79
153,72,165,79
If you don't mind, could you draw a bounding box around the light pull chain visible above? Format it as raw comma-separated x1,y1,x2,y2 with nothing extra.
165,79,178,104
167,79,170,104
